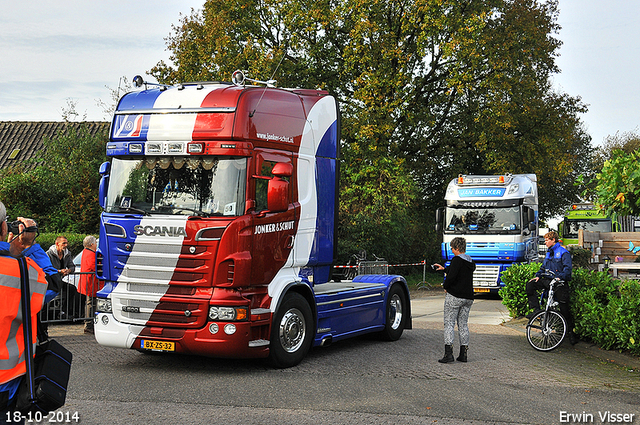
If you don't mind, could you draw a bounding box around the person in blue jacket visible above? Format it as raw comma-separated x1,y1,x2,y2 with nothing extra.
0,217,60,304
526,230,578,345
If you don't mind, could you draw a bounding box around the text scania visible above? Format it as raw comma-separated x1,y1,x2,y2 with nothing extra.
133,225,187,237
254,221,295,235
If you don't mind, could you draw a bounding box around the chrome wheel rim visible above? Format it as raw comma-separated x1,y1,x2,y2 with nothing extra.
389,293,403,330
278,308,306,353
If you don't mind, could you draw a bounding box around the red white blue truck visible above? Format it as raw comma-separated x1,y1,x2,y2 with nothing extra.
435,174,539,294
93,72,411,367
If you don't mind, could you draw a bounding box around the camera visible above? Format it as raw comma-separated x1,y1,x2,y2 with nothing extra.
7,220,22,235
430,264,439,271
7,220,38,235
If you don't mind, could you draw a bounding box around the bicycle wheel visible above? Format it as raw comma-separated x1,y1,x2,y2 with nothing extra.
526,310,567,351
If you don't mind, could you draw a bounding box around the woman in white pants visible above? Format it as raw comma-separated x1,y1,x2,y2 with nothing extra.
433,237,475,363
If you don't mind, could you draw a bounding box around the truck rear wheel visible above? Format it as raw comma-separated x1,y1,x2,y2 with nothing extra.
379,284,407,341
269,292,313,368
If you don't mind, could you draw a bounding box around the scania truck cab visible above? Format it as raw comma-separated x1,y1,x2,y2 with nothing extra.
93,73,411,367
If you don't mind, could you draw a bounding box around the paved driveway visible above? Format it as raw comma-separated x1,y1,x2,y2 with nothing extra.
411,291,511,325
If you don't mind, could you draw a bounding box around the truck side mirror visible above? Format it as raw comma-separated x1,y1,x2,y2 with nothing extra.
267,177,289,212
267,162,292,213
435,207,443,232
272,162,293,178
98,161,111,209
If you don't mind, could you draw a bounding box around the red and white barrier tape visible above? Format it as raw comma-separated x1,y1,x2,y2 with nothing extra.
334,261,426,268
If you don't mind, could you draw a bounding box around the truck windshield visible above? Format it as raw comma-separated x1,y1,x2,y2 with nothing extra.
106,157,247,216
563,219,612,239
445,206,522,234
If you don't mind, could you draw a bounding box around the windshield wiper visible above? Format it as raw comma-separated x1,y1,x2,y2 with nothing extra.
115,206,150,216
174,207,211,217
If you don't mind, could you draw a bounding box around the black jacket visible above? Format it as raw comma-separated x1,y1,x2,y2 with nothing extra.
443,254,476,300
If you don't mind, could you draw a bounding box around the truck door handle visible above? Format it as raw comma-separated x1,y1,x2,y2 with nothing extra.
285,235,295,249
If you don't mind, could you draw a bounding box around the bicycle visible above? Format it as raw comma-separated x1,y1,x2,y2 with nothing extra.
525,274,567,351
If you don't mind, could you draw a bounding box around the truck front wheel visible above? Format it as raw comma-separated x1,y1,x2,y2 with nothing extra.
269,292,313,368
379,284,407,341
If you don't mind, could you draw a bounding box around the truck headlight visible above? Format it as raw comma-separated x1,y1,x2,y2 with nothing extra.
96,298,112,313
208,306,247,321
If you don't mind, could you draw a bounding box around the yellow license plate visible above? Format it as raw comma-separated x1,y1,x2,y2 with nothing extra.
474,288,490,293
141,340,175,351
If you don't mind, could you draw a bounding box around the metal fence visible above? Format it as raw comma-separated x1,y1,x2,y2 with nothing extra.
40,272,95,324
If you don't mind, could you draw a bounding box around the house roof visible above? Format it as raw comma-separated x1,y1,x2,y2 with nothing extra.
0,121,109,171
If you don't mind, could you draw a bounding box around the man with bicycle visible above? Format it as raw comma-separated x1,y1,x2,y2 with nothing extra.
526,230,578,345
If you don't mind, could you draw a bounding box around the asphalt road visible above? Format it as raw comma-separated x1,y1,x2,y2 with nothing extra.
40,293,639,425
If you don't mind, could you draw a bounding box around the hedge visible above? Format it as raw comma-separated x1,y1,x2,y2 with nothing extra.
499,264,640,356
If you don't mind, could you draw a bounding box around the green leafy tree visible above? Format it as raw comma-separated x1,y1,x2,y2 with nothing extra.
595,129,640,165
0,124,108,233
590,149,640,217
580,130,640,200
150,0,592,258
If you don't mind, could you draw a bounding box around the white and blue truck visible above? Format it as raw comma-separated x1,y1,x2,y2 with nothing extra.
435,174,539,294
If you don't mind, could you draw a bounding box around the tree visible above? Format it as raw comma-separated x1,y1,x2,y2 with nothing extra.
590,149,640,217
150,0,592,259
0,124,108,233
96,76,135,120
579,130,640,203
593,129,640,169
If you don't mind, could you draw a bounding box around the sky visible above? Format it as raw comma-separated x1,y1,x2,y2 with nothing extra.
0,0,639,146
0,1,205,122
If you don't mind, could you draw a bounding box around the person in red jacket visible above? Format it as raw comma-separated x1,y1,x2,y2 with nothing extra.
77,235,102,334
433,237,476,363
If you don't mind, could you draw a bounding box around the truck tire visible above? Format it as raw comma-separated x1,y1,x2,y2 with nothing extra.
269,292,313,368
379,284,407,341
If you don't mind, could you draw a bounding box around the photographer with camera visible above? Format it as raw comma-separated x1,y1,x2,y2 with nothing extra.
0,201,60,424
0,216,63,342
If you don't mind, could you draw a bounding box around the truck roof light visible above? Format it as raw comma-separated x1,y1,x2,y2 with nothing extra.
146,142,162,154
168,142,185,154
188,143,204,154
498,176,505,183
129,143,143,154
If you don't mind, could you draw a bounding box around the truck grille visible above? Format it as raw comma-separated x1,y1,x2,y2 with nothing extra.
110,238,213,328
116,297,206,327
473,265,501,287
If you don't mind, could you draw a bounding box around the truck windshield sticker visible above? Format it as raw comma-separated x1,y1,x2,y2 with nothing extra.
114,115,145,138
458,188,506,197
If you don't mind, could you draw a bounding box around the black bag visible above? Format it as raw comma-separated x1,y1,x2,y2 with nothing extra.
15,257,73,414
